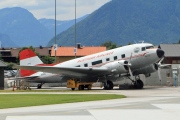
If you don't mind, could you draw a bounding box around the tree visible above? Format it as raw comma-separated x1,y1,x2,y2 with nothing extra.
101,41,117,50
41,55,54,64
178,39,180,44
127,42,132,45
4,62,15,70
0,53,3,61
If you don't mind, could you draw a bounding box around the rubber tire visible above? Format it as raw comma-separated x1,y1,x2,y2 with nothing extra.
104,80,114,90
71,88,75,90
87,85,92,90
78,85,84,90
134,80,144,89
37,84,42,89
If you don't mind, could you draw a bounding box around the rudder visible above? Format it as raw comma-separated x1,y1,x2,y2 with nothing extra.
19,49,43,77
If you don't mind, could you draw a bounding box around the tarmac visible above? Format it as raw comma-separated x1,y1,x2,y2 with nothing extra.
1,86,180,120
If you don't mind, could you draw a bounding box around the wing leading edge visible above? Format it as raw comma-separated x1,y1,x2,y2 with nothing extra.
14,65,110,78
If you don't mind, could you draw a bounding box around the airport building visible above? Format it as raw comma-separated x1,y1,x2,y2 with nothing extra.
0,47,51,63
51,44,106,63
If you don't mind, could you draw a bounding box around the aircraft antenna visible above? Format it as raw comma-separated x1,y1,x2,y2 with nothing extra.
138,40,144,43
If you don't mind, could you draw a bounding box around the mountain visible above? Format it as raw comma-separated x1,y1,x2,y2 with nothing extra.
48,0,180,46
0,33,17,47
0,7,52,47
0,7,87,47
39,15,88,35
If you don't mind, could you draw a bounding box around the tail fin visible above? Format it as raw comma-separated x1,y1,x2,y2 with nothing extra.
19,49,43,77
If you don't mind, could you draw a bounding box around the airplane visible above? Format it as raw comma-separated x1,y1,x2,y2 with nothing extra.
15,42,164,90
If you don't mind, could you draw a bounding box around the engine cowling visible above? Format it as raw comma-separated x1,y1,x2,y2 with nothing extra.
133,63,158,75
103,60,129,74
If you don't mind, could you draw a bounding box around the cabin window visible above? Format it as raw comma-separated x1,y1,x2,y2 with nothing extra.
142,47,146,51
121,54,125,58
84,63,88,67
92,60,102,65
146,46,154,49
114,56,117,60
76,65,80,67
106,58,110,61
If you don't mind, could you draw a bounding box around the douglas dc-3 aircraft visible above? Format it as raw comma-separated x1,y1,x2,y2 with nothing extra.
15,43,164,90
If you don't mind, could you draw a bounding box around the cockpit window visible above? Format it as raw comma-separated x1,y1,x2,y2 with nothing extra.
146,46,154,49
142,47,146,51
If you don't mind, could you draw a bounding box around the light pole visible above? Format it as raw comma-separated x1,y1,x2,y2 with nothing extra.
74,0,77,58
54,0,57,63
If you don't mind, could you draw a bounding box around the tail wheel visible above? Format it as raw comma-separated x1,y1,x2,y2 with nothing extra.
134,79,144,89
104,80,114,90
37,84,42,89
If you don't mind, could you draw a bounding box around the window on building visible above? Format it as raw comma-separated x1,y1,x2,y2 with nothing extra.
92,60,102,65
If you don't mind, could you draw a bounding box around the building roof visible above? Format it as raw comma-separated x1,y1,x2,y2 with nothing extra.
11,48,21,57
35,47,50,56
51,46,106,56
0,47,51,57
160,44,180,57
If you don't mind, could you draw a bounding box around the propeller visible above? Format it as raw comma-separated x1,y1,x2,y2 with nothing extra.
157,57,163,81
156,57,171,81
124,53,134,80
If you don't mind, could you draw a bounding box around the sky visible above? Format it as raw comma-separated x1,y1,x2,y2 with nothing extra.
0,0,111,20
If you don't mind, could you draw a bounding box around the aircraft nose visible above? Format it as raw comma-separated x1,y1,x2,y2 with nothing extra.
156,49,164,58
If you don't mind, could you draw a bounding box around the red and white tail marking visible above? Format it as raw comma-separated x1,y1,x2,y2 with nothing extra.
19,49,43,77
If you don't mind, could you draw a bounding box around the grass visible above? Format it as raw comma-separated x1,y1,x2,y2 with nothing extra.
0,94,125,109
0,89,102,92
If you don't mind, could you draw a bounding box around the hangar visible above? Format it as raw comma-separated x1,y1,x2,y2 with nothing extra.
0,60,6,90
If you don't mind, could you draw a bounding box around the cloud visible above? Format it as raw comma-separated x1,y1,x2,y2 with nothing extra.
0,0,111,20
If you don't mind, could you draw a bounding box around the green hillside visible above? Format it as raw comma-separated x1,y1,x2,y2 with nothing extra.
48,0,180,46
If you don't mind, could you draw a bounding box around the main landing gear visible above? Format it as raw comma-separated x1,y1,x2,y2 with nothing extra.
132,75,144,89
103,80,114,90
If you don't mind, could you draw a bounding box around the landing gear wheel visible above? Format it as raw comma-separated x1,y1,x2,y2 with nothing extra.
104,80,114,90
37,84,42,89
134,79,144,89
87,85,92,90
71,88,75,90
78,85,84,90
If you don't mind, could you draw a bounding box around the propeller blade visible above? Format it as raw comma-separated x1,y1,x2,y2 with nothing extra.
128,66,134,80
159,64,171,68
158,57,164,64
158,67,161,81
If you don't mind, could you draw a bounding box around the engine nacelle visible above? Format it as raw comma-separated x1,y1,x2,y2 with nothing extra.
133,63,158,75
103,60,129,74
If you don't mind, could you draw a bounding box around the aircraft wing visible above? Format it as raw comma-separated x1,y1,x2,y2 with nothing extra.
14,65,110,78
8,76,39,80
